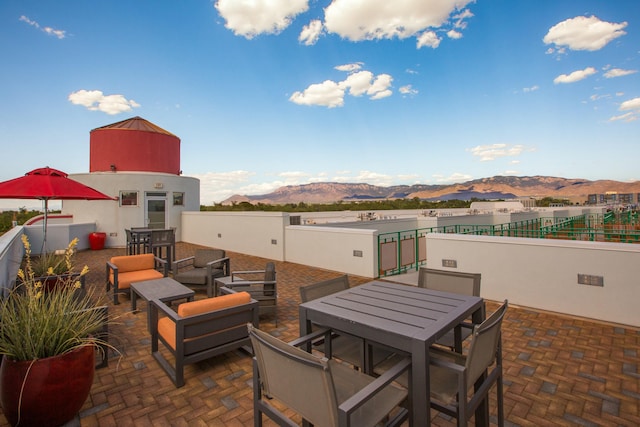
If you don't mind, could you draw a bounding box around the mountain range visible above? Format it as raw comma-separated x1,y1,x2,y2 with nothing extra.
222,176,640,205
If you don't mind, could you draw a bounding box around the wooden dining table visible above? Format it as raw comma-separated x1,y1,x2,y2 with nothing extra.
298,280,486,426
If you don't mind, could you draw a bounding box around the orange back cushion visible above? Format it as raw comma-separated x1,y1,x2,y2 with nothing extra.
110,253,155,272
157,291,251,350
177,291,251,317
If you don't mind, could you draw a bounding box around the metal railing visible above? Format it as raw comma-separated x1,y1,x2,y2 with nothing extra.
378,213,640,277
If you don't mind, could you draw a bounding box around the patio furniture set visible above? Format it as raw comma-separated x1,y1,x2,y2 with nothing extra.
105,245,506,426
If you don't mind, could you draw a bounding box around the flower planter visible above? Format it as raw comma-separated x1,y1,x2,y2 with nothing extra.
0,345,95,427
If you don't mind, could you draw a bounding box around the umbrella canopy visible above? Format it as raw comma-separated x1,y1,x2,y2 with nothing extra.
0,167,115,250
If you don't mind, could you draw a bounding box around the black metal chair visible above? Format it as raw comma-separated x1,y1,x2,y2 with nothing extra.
172,249,229,297
214,262,277,325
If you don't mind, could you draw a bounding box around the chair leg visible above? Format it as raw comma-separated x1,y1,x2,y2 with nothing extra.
253,361,263,427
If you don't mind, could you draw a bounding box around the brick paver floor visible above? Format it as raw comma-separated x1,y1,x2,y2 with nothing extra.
2,242,638,426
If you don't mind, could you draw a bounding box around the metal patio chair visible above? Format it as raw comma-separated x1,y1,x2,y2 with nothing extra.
248,324,410,427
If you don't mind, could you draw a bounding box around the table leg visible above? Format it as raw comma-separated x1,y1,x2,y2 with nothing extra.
131,289,138,312
411,340,429,427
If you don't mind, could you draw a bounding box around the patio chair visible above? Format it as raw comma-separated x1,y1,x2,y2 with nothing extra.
418,267,481,352
172,249,229,297
248,323,410,427
106,253,168,305
375,300,508,427
150,290,259,387
215,262,277,325
300,275,394,370
150,228,175,264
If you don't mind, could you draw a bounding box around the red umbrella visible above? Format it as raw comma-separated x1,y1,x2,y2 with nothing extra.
0,167,115,249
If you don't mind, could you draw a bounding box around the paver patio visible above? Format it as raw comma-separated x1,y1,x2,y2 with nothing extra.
1,242,638,426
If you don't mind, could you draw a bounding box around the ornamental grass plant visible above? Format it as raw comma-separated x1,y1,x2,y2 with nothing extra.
0,235,110,361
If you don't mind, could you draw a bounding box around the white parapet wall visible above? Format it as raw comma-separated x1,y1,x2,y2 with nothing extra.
181,211,288,261
285,226,378,278
426,233,640,327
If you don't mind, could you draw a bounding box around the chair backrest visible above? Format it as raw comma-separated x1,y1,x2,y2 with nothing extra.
193,249,226,268
300,275,349,303
263,262,276,281
263,262,276,296
466,300,508,385
151,229,173,245
249,324,339,427
418,268,481,297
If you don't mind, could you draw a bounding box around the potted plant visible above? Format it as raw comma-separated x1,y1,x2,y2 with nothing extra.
0,235,111,427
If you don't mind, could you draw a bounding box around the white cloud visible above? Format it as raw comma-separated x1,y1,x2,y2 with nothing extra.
289,80,345,108
543,16,627,51
608,112,636,123
341,70,375,96
192,170,255,203
214,0,474,49
604,68,637,78
291,66,393,107
553,67,597,84
467,144,527,162
453,9,474,29
523,85,539,93
19,15,66,39
68,90,140,115
399,85,418,96
416,31,441,49
432,172,473,183
613,97,640,121
447,29,462,39
323,0,473,45
367,74,393,99
299,19,323,45
335,63,363,72
214,0,308,39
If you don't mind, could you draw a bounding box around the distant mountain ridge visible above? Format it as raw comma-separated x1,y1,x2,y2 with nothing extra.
222,176,640,205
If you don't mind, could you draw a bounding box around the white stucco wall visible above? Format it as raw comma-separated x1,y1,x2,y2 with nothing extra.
426,233,640,327
63,172,199,247
285,226,378,277
181,211,287,261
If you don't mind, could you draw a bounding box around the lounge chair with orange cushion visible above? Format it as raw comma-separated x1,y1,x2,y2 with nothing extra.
150,289,259,387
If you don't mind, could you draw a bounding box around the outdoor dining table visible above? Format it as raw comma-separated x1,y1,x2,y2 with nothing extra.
298,280,487,426
126,228,176,266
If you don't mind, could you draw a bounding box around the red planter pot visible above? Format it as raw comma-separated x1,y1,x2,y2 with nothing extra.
88,232,106,250
0,345,95,427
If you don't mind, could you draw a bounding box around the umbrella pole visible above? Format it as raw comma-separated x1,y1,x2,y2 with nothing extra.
42,199,48,254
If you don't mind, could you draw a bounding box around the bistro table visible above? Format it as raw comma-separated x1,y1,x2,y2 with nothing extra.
299,280,486,426
130,277,195,331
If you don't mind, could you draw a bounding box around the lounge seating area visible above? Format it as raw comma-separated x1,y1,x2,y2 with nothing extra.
7,241,637,426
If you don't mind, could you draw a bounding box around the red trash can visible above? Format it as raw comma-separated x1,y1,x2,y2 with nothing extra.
88,232,107,250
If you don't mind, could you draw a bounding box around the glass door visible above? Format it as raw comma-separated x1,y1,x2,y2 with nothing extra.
145,192,167,229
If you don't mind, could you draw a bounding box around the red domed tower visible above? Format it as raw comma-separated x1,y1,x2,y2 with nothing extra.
89,116,180,175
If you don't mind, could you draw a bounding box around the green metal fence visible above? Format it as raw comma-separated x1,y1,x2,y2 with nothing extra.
377,212,640,277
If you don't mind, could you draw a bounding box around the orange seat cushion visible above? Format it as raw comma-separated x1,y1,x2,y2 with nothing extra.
110,253,156,273
158,292,251,350
109,269,164,289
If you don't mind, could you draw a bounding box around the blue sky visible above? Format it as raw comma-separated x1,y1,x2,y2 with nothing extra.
1,0,638,208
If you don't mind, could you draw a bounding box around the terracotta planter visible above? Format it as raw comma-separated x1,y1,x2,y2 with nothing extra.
0,345,95,427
